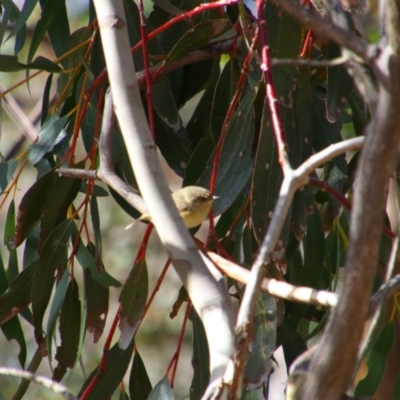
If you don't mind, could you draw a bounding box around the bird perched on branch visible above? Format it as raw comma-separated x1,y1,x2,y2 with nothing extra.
126,186,216,229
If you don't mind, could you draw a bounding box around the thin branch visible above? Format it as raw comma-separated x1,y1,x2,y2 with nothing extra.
136,39,239,89
0,82,39,143
97,89,147,216
0,367,77,400
271,56,348,67
207,251,339,308
58,169,98,180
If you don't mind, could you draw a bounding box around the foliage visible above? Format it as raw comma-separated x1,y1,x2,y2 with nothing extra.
0,0,398,399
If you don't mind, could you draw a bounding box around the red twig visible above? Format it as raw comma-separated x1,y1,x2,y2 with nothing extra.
136,223,154,261
256,0,287,168
166,299,192,387
308,177,395,239
80,311,120,400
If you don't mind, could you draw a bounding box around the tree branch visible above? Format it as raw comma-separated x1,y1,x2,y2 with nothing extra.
0,367,77,400
303,40,400,400
92,0,235,395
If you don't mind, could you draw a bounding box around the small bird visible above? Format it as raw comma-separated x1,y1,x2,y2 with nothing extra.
126,186,216,229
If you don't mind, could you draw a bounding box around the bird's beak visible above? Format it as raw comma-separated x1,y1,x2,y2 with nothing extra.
213,195,219,200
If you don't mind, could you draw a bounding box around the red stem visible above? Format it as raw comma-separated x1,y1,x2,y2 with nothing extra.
256,0,287,167
308,177,395,239
166,300,192,386
80,311,120,400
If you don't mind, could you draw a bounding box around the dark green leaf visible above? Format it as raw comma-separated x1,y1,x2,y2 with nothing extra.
0,261,37,325
355,320,395,397
129,350,152,400
74,233,121,288
27,115,68,165
210,59,241,142
32,219,72,349
39,172,81,250
0,55,61,72
266,2,302,105
118,260,148,349
4,200,19,281
153,79,192,176
244,293,276,389
1,316,27,368
78,340,135,399
6,0,38,43
0,159,18,192
251,100,284,244
166,20,228,64
324,42,353,122
199,88,256,216
277,321,307,372
83,243,109,342
186,58,220,148
289,208,324,327
53,278,81,381
46,269,69,362
190,308,210,400
27,0,66,64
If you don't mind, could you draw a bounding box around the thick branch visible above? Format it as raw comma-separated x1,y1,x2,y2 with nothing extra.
93,0,235,393
303,46,400,399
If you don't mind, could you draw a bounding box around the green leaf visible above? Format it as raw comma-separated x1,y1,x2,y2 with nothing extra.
74,234,121,288
1,316,27,368
46,268,69,363
129,350,152,400
165,20,228,64
10,170,57,248
0,54,61,72
393,369,400,399
83,261,109,343
39,172,81,250
276,321,307,372
27,114,68,165
244,293,276,389
190,309,210,400
6,0,39,42
0,159,18,193
0,261,37,325
148,377,174,400
53,277,81,381
251,99,284,245
355,320,395,397
153,79,192,177
186,58,220,148
78,340,135,399
4,200,19,281
27,0,66,64
199,88,256,216
289,208,325,327
31,219,73,350
90,194,103,267
210,59,241,142
266,2,303,105
118,260,148,349
323,42,353,123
